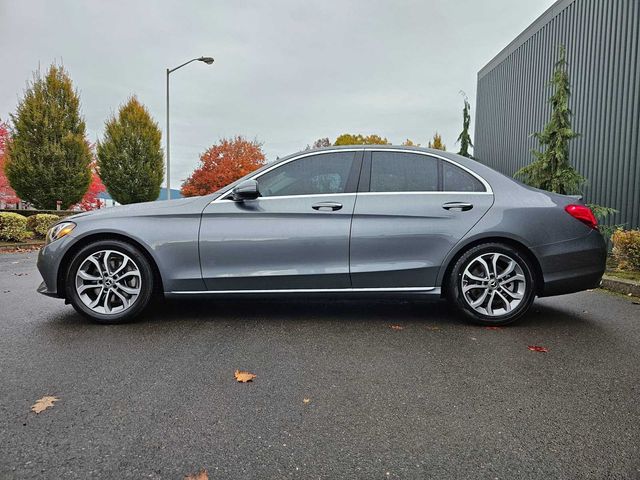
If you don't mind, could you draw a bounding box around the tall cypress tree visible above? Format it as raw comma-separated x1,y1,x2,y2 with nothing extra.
456,99,473,158
6,65,92,209
515,45,585,194
97,97,164,204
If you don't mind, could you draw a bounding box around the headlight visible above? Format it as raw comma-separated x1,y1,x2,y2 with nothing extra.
46,222,76,244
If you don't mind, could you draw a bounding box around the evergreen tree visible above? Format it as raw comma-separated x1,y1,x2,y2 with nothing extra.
428,132,446,151
515,45,585,194
97,97,164,204
6,65,92,209
456,99,473,158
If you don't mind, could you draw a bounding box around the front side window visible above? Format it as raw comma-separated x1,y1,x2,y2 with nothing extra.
257,152,355,197
370,152,438,192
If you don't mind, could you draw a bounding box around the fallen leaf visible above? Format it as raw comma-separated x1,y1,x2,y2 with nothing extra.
389,324,404,331
31,396,59,414
484,326,502,330
425,325,440,331
632,301,640,305
303,398,311,404
184,469,208,480
528,345,549,353
234,370,256,383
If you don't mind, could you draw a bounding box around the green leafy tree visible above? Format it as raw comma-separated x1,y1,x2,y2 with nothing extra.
428,132,446,151
5,65,92,209
456,98,473,157
97,97,164,204
515,46,585,194
334,134,390,146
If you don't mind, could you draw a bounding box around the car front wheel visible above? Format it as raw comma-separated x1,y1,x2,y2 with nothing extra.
448,243,536,325
65,240,154,324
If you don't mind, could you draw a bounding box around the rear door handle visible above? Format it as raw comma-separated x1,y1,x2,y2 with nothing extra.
442,202,473,211
312,202,343,211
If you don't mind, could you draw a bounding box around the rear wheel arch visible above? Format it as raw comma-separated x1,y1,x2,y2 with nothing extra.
57,233,164,298
440,236,544,296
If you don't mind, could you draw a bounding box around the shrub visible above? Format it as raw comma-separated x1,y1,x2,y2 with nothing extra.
611,229,640,271
26,213,61,238
0,212,28,242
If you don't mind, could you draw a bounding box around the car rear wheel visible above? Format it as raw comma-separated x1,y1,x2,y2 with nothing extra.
447,243,536,325
65,240,154,324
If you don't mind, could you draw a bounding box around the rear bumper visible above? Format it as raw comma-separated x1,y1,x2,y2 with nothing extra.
534,229,607,297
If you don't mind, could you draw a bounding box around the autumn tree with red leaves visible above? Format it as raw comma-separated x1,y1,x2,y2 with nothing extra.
181,136,266,197
74,166,106,211
0,121,20,207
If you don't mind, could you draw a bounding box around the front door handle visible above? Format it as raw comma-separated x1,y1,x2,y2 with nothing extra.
442,202,473,211
312,202,343,211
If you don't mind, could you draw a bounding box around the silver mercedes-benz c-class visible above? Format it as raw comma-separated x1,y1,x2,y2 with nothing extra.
37,146,606,325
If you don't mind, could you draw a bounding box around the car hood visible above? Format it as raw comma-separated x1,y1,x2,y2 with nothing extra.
66,196,215,222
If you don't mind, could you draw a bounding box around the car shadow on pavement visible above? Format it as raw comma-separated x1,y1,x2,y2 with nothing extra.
44,295,596,332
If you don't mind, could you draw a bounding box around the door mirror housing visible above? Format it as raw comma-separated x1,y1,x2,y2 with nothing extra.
231,179,260,201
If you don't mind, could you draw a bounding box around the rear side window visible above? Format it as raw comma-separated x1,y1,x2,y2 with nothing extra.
370,152,438,192
257,152,355,197
442,162,485,192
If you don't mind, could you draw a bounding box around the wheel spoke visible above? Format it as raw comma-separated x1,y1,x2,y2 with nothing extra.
78,270,101,281
485,290,497,315
102,251,112,275
111,288,129,309
497,260,516,279
111,256,129,277
470,288,489,308
463,284,486,293
491,253,500,277
117,283,140,295
115,271,140,281
495,291,511,312
87,255,103,276
88,287,105,308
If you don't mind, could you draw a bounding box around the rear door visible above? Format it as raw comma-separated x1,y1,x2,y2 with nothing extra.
349,150,493,288
199,150,363,290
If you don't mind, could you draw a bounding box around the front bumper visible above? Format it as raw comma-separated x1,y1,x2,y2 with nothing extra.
534,229,607,297
36,235,76,298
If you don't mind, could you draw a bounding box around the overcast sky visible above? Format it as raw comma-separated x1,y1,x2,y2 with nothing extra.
0,0,556,186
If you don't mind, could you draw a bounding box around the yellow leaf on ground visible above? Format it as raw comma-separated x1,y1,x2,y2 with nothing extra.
184,469,208,480
303,398,311,404
234,370,256,383
31,396,59,414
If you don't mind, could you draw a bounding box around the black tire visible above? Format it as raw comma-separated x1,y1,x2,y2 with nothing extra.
65,240,154,324
447,242,536,325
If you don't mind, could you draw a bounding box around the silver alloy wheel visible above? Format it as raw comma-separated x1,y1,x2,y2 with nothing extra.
75,250,142,315
461,252,527,317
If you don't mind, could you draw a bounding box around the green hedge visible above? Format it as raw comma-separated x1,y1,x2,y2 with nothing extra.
26,214,61,238
0,213,29,242
0,209,76,218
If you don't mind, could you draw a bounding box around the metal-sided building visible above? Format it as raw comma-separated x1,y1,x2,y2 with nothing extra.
475,0,639,229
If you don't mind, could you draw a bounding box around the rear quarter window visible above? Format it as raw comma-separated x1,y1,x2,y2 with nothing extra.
442,162,485,192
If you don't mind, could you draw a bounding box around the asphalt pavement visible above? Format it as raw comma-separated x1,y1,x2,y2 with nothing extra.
1,251,639,479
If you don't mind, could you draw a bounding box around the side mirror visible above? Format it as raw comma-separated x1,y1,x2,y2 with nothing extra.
231,179,260,201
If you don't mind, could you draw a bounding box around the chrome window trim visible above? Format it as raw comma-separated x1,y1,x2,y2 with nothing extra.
212,148,364,203
211,148,493,204
368,148,493,194
169,286,440,294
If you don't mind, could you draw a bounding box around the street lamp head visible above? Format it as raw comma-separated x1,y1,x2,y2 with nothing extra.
199,56,214,65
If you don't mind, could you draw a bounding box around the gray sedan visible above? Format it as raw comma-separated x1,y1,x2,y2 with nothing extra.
37,146,606,325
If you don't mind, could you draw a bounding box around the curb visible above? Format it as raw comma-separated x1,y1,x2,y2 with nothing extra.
601,274,640,297
0,241,44,252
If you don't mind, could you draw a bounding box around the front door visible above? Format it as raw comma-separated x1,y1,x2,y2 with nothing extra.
350,150,494,288
199,150,363,290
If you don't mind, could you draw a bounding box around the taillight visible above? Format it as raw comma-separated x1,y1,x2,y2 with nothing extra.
565,204,598,230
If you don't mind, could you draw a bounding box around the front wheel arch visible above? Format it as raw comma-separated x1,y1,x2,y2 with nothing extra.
440,236,544,298
57,233,164,299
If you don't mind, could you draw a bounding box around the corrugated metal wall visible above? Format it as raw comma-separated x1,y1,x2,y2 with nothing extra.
475,0,640,229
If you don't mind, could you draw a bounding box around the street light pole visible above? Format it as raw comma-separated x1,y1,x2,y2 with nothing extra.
165,56,214,200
